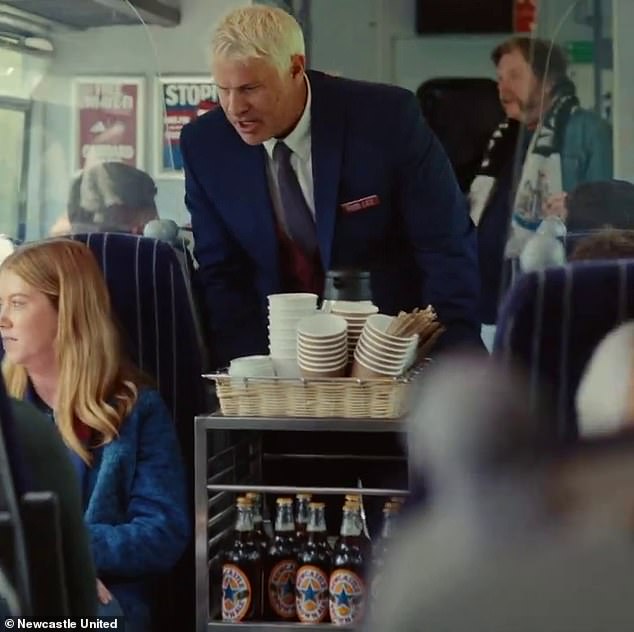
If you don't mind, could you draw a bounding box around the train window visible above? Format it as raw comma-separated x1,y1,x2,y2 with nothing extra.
0,105,27,240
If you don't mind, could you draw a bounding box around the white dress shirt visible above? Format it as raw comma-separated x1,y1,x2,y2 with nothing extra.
263,75,315,222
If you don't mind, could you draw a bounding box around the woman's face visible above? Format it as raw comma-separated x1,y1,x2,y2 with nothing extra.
0,270,58,370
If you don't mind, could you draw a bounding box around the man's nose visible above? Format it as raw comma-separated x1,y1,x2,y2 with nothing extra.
226,91,249,117
498,78,512,96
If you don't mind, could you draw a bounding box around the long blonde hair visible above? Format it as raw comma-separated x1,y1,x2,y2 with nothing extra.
211,5,305,74
1,239,141,464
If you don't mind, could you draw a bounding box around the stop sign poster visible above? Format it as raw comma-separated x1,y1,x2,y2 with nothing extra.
157,76,219,178
73,76,145,172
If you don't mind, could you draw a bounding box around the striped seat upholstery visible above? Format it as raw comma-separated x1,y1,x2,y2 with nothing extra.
70,233,204,457
493,260,634,442
71,233,202,631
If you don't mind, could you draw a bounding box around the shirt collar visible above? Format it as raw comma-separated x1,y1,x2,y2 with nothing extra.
263,74,311,160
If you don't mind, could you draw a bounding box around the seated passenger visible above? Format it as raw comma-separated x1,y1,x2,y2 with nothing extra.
6,397,98,617
0,239,189,631
547,179,634,231
569,228,634,261
52,162,159,236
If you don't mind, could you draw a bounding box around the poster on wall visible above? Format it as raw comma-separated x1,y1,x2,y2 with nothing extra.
155,76,219,178
514,0,537,33
72,76,145,172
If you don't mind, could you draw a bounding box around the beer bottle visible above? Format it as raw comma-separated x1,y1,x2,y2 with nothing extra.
329,502,366,626
264,497,298,620
371,502,399,602
221,497,262,622
343,497,372,557
246,492,269,556
295,493,312,542
296,502,332,623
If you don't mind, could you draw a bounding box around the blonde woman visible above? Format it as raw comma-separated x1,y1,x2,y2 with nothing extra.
0,239,189,631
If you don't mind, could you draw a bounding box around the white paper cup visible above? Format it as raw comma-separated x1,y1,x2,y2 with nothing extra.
331,301,379,315
297,313,348,338
297,332,347,348
364,317,417,348
352,349,403,377
297,338,347,352
356,338,407,369
298,348,348,364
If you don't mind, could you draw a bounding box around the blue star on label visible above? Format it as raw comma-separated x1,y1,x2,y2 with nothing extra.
223,584,235,601
336,588,350,606
302,584,318,602
281,577,295,597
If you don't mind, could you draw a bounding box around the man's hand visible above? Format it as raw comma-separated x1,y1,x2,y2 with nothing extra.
96,578,113,605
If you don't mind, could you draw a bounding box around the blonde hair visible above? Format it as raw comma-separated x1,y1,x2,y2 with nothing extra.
211,5,305,74
1,239,142,464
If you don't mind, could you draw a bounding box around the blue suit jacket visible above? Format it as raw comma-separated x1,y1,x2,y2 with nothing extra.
85,388,190,630
181,70,481,368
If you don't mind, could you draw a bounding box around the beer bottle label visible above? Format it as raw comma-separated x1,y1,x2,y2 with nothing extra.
222,564,251,622
296,564,330,623
329,569,365,626
268,559,298,619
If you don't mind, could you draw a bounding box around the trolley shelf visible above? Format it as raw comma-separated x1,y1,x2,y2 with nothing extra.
195,414,407,433
196,413,408,632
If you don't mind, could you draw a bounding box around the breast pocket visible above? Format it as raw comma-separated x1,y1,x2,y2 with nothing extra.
333,197,391,267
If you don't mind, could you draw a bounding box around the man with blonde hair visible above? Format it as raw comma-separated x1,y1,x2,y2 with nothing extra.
181,5,481,368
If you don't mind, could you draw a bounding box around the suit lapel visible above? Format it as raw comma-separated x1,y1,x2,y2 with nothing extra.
309,70,344,271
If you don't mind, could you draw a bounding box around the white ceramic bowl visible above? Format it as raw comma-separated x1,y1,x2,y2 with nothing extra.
268,293,318,308
229,355,275,378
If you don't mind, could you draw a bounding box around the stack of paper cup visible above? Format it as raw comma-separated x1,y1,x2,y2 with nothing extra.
330,300,379,363
351,314,418,379
297,313,348,378
268,293,318,377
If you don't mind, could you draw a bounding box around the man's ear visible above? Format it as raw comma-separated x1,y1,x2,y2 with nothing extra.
290,54,306,78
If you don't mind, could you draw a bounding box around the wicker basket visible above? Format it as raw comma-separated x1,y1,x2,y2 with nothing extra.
205,366,426,419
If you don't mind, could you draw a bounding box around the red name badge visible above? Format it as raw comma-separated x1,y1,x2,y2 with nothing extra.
340,195,381,213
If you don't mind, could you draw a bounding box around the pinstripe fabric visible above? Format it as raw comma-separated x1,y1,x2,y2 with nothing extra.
134,237,143,370
494,260,634,443
528,271,545,414
618,260,628,324
557,266,573,437
69,234,203,461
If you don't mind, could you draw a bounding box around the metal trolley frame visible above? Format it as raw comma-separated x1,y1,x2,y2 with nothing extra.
194,414,409,632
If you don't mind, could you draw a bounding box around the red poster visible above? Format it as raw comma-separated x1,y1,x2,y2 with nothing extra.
73,77,144,171
514,0,537,33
